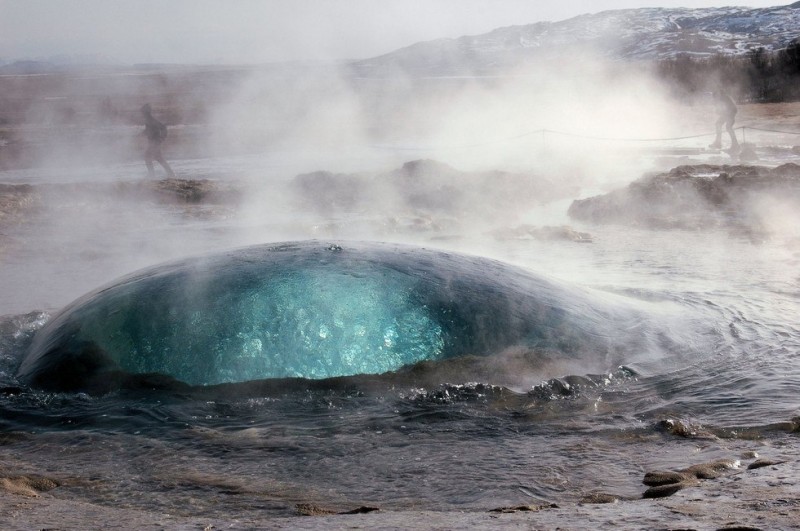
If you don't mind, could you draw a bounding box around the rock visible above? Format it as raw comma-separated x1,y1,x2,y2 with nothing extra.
295,503,380,516
643,470,692,486
295,503,337,516
579,492,621,504
641,458,739,499
683,459,739,479
568,163,800,234
339,506,380,514
657,418,718,439
642,480,698,499
643,459,738,487
0,475,60,497
489,503,558,513
747,458,785,470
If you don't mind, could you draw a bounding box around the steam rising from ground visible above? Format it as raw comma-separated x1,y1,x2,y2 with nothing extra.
195,52,690,252
0,45,778,317
209,53,683,184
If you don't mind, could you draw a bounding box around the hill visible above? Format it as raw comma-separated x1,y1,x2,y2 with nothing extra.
353,4,800,76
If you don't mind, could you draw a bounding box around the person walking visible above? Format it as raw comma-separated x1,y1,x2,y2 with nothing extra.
141,104,175,178
709,89,740,153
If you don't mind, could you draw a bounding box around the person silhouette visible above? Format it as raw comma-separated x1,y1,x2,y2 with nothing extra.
141,104,175,178
709,89,740,153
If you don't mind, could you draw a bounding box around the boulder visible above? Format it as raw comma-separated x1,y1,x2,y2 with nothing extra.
568,163,800,233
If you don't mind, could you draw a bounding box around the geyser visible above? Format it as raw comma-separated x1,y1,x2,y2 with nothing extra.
18,241,651,392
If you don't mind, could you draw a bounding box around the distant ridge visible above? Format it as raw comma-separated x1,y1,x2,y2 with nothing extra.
3,5,798,78
353,4,800,75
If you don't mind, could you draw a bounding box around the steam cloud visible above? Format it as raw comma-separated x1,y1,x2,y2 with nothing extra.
0,31,780,317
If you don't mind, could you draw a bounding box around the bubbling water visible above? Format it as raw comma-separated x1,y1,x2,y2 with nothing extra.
17,240,688,392
85,261,445,384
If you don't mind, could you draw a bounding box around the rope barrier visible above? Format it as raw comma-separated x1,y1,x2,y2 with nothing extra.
372,124,800,152
741,126,800,136
371,129,546,151
540,129,715,142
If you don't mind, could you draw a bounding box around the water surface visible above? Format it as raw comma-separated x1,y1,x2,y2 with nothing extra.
1,156,799,522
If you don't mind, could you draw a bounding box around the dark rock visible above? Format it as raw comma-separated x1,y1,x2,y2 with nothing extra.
642,458,738,499
747,458,785,470
568,163,800,234
683,460,738,479
340,506,380,514
642,481,696,498
643,470,692,486
489,503,558,513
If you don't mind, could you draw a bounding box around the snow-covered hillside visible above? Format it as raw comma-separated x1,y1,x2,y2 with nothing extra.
354,3,800,75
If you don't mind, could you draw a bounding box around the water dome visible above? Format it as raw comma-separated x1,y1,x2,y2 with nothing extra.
18,241,642,392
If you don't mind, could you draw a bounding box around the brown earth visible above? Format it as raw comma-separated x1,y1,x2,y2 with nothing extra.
2,66,799,172
0,64,284,170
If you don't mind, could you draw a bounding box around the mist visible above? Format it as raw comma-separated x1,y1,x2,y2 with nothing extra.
201,51,690,236
0,38,724,316
2,2,796,321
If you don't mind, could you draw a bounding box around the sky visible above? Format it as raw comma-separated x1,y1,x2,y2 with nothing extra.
0,0,788,64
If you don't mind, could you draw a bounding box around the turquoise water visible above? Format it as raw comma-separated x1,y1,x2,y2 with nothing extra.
23,249,447,385
18,241,681,389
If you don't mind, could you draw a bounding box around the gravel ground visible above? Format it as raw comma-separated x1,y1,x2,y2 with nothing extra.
2,448,798,531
